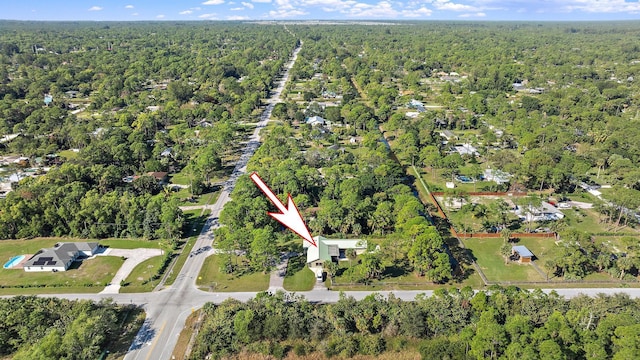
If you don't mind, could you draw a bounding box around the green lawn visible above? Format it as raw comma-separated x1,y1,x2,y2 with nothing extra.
0,238,160,294
561,207,610,234
58,149,80,160
175,188,220,207
283,255,316,291
196,255,269,292
100,239,162,249
170,172,191,186
120,255,165,293
515,237,557,260
0,256,123,292
462,238,545,282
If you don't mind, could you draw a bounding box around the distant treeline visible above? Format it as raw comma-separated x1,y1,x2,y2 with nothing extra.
191,288,640,360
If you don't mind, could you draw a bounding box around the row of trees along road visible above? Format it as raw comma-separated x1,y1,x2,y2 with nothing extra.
190,289,640,360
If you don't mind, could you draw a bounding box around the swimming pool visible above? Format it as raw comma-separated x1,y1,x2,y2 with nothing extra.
3,255,25,269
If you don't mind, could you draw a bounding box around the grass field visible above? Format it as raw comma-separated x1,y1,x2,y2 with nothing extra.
0,238,160,294
197,255,269,292
58,149,80,160
283,255,316,291
120,255,165,293
0,256,123,291
462,238,545,282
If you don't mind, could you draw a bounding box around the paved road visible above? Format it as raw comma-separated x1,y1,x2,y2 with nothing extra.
116,41,304,360
13,37,640,360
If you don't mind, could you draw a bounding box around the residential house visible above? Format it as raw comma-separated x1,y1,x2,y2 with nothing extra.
407,99,426,112
64,90,79,98
160,148,174,158
146,171,169,185
304,236,367,279
483,169,512,185
23,242,99,272
453,143,479,156
439,130,457,141
306,116,326,127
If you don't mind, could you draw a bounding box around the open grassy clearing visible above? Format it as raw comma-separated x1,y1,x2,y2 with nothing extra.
0,256,123,291
283,255,316,291
174,188,220,207
197,255,269,292
58,149,80,160
119,255,165,293
462,238,545,282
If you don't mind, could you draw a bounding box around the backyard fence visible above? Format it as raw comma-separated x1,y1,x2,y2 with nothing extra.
431,191,528,197
457,232,557,239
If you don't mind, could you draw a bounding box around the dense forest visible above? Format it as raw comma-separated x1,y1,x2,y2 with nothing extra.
0,296,140,359
190,288,640,360
0,22,298,240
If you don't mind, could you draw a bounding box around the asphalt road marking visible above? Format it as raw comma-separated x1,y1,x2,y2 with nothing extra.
145,320,167,360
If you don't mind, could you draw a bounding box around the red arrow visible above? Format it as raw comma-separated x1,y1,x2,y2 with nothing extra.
250,172,317,247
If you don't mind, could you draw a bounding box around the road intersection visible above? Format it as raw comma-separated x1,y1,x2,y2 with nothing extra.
15,39,640,360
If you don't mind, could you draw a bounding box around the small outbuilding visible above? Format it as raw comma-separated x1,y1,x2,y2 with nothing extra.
512,245,534,263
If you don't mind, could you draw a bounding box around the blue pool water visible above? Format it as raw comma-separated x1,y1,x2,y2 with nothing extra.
3,255,25,269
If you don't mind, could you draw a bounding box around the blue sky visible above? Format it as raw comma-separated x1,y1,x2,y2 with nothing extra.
2,0,640,21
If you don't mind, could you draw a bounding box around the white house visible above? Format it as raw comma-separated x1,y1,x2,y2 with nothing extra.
23,242,99,272
306,116,326,127
453,143,479,156
304,236,367,279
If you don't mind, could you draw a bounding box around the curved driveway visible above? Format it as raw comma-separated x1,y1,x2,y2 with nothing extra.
99,248,164,295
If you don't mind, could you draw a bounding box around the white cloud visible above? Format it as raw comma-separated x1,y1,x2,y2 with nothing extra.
199,13,218,18
301,0,356,12
561,0,640,13
252,0,271,2
132,12,139,16
231,7,244,10
88,6,103,11
179,10,193,14
274,0,294,10
402,7,433,17
268,8,309,17
433,0,477,12
228,15,250,19
346,1,399,17
241,1,255,9
125,5,134,9
156,14,166,19
459,11,486,17
202,0,225,4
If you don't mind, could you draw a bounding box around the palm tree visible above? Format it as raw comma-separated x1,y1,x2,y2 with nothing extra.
346,248,357,266
500,242,512,265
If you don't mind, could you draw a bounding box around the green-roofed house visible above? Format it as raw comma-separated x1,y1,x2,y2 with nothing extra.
304,236,367,279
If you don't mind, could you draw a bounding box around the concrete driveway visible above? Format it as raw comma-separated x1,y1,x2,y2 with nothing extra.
99,248,164,294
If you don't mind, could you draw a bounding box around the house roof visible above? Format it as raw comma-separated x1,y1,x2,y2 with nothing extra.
305,236,367,264
24,242,99,269
306,116,326,125
146,172,168,180
512,245,534,258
